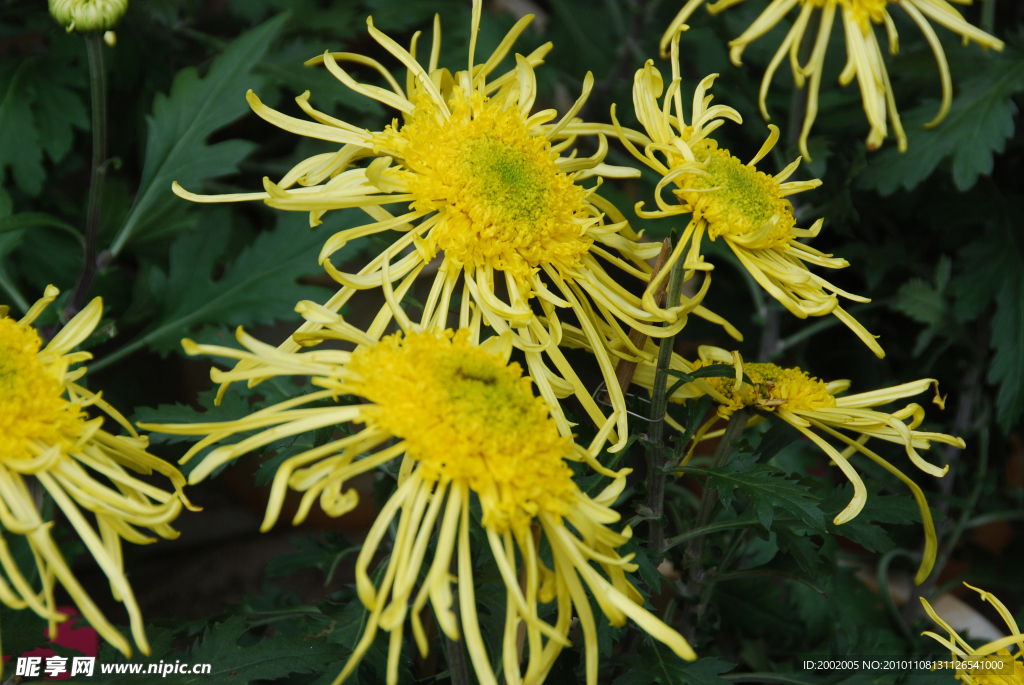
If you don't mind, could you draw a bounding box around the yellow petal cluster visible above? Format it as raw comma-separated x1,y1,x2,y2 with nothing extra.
0,287,193,661
922,584,1024,685
143,326,695,685
618,48,883,357
660,0,1004,158
171,1,743,454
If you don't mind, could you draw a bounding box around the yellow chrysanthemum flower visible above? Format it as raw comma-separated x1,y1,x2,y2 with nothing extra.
922,584,1024,684
0,287,194,661
172,0,735,452
615,42,882,357
660,0,1004,159
140,328,696,685
622,344,962,583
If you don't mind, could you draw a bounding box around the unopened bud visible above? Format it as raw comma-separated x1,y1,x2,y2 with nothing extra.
49,0,128,33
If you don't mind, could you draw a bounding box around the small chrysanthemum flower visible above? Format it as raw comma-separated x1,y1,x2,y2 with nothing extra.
173,0,733,451
141,328,696,685
921,584,1024,684
49,0,127,32
616,44,882,357
0,287,194,661
629,345,963,583
659,0,1004,159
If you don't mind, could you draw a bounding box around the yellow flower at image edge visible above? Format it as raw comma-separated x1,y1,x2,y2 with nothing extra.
618,50,882,358
0,287,194,663
141,328,696,685
173,0,740,453
630,346,963,584
49,0,127,32
922,584,1024,684
659,0,1003,159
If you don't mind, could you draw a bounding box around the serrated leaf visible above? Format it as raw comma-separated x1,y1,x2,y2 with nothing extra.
989,272,1024,432
682,456,825,532
182,616,341,684
892,278,947,326
774,527,825,578
952,228,1017,321
108,14,288,254
0,61,44,195
266,535,357,581
823,482,931,553
858,49,1024,194
613,645,734,685
752,419,802,463
619,536,664,590
93,209,351,370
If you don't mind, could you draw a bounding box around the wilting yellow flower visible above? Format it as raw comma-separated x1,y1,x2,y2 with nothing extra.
141,327,696,685
922,584,1024,684
49,0,127,32
616,43,882,358
0,287,193,661
172,0,735,451
627,345,962,583
660,0,1003,159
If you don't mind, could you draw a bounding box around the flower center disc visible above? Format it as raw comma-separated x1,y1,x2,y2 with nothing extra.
699,360,836,413
401,91,592,278
0,317,81,459
349,330,576,531
678,144,795,249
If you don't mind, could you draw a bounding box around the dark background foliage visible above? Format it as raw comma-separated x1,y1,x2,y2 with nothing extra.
2,0,1024,683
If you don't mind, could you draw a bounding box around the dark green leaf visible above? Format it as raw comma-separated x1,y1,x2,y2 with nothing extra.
892,279,946,326
0,61,44,195
681,457,826,532
94,209,348,370
773,527,825,578
989,272,1024,432
858,49,1024,194
823,482,929,553
108,14,288,254
613,645,734,685
752,420,802,463
0,606,49,657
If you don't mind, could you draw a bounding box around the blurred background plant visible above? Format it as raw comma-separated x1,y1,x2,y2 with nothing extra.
2,0,1024,683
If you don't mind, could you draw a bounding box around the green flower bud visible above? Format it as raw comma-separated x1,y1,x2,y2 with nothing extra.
49,0,128,33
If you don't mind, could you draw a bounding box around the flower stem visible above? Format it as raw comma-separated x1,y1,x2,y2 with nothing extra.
686,407,751,583
65,32,108,319
982,0,996,34
645,244,687,554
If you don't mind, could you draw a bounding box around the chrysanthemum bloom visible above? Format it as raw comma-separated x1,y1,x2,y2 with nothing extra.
49,0,127,32
0,287,194,660
660,0,1003,159
141,327,696,685
172,1,735,451
616,44,882,358
921,584,1024,684
630,345,962,583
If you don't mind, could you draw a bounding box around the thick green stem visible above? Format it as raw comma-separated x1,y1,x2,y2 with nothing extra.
645,246,687,554
65,32,108,319
686,408,752,582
